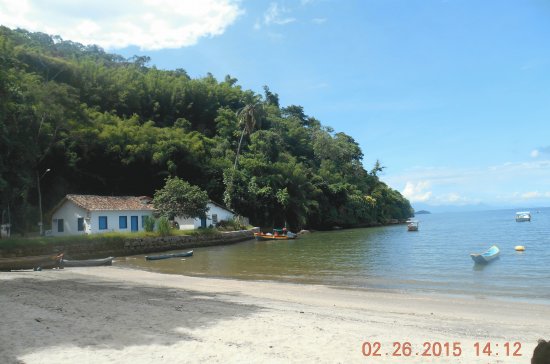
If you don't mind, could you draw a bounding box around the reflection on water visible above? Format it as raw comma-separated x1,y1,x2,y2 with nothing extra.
116,208,550,303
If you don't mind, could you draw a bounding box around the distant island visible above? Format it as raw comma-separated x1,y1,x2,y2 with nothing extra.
415,210,431,215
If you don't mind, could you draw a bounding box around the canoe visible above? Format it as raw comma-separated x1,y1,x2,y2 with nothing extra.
61,256,114,267
470,245,500,264
0,254,62,271
145,250,193,261
254,232,297,241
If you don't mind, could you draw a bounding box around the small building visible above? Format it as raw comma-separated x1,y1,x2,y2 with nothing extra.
50,194,155,236
174,201,241,230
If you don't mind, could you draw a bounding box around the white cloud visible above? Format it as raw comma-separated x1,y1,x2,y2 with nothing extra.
311,18,327,24
435,192,475,205
0,0,243,50
263,3,296,26
531,149,540,158
385,159,550,207
402,181,432,202
520,191,550,200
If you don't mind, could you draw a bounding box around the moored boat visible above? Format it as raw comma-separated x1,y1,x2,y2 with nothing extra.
515,211,531,222
61,256,114,267
145,250,193,261
254,232,297,241
0,254,63,271
470,245,500,264
407,220,419,231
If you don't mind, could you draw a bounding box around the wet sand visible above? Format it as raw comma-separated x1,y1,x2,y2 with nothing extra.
1,266,548,363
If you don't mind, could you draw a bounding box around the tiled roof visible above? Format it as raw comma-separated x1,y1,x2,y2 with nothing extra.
65,194,155,211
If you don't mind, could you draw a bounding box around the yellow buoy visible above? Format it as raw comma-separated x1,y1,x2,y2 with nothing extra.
515,245,525,251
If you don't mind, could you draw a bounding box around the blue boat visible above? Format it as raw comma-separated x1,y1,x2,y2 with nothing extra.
470,245,500,264
145,250,193,261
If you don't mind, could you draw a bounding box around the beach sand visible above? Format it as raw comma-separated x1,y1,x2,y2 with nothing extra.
1,266,548,363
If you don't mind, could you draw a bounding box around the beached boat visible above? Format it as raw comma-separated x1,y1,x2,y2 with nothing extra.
0,254,62,271
470,245,500,264
145,250,193,261
61,256,114,267
254,232,297,241
515,211,531,222
407,220,419,231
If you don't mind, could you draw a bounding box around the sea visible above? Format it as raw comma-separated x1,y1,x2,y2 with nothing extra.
116,208,550,304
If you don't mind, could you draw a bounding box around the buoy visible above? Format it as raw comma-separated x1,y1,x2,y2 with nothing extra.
515,245,525,251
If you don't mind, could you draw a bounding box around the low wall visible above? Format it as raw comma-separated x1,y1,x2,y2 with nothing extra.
0,229,258,259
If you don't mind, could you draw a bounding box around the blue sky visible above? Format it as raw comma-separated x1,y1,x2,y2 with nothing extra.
2,0,550,211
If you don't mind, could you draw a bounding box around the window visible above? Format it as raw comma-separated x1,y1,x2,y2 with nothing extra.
119,216,128,229
98,216,108,230
57,219,64,232
212,214,218,225
77,218,84,231
141,215,147,228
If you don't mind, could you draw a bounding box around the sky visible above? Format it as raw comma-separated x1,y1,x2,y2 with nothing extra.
1,0,550,211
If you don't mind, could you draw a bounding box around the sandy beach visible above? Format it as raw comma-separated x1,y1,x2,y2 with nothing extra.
1,266,548,363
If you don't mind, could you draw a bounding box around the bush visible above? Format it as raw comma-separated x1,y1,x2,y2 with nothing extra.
157,216,171,236
143,216,155,232
215,217,247,231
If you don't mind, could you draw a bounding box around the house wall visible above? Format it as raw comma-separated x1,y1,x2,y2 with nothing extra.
174,217,196,230
89,210,153,234
207,203,235,226
51,201,89,236
174,203,236,230
51,201,153,236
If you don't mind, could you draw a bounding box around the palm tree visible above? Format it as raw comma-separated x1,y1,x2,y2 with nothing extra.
234,102,262,169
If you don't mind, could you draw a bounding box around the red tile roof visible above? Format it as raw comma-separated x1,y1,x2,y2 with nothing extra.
64,194,155,211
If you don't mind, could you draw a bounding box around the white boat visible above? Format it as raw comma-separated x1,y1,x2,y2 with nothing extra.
515,211,531,222
407,220,419,231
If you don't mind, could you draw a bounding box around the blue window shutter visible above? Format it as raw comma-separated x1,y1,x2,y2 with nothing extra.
119,216,127,229
99,216,108,230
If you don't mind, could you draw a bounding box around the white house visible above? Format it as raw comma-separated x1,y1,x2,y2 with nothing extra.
174,201,241,230
49,194,155,236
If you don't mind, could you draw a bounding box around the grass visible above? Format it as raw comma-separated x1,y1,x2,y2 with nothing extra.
0,227,239,251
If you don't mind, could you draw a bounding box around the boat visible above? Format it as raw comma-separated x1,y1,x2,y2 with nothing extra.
0,254,63,271
470,245,500,264
61,256,114,267
145,250,193,261
407,220,419,231
254,232,297,241
515,211,531,222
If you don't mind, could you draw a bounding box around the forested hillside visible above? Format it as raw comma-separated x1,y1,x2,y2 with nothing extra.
0,26,412,233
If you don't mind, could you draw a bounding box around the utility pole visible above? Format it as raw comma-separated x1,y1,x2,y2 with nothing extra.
37,168,51,235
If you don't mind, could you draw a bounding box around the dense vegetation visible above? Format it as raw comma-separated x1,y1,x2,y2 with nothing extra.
0,26,412,234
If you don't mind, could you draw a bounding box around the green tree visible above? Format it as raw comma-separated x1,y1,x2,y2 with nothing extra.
153,177,209,220
0,26,413,233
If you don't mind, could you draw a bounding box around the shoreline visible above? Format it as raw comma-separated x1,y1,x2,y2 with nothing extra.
118,253,550,307
1,266,549,363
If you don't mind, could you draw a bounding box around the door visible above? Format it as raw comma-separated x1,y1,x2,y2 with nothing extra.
200,216,207,228
131,216,139,232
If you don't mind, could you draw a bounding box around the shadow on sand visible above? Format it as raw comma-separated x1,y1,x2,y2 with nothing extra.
0,273,262,363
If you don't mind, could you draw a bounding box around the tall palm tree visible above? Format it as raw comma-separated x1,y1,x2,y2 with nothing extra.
234,102,262,169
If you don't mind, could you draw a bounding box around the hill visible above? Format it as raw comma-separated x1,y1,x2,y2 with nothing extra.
0,26,412,232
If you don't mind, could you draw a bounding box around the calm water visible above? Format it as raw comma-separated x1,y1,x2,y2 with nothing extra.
117,208,550,303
